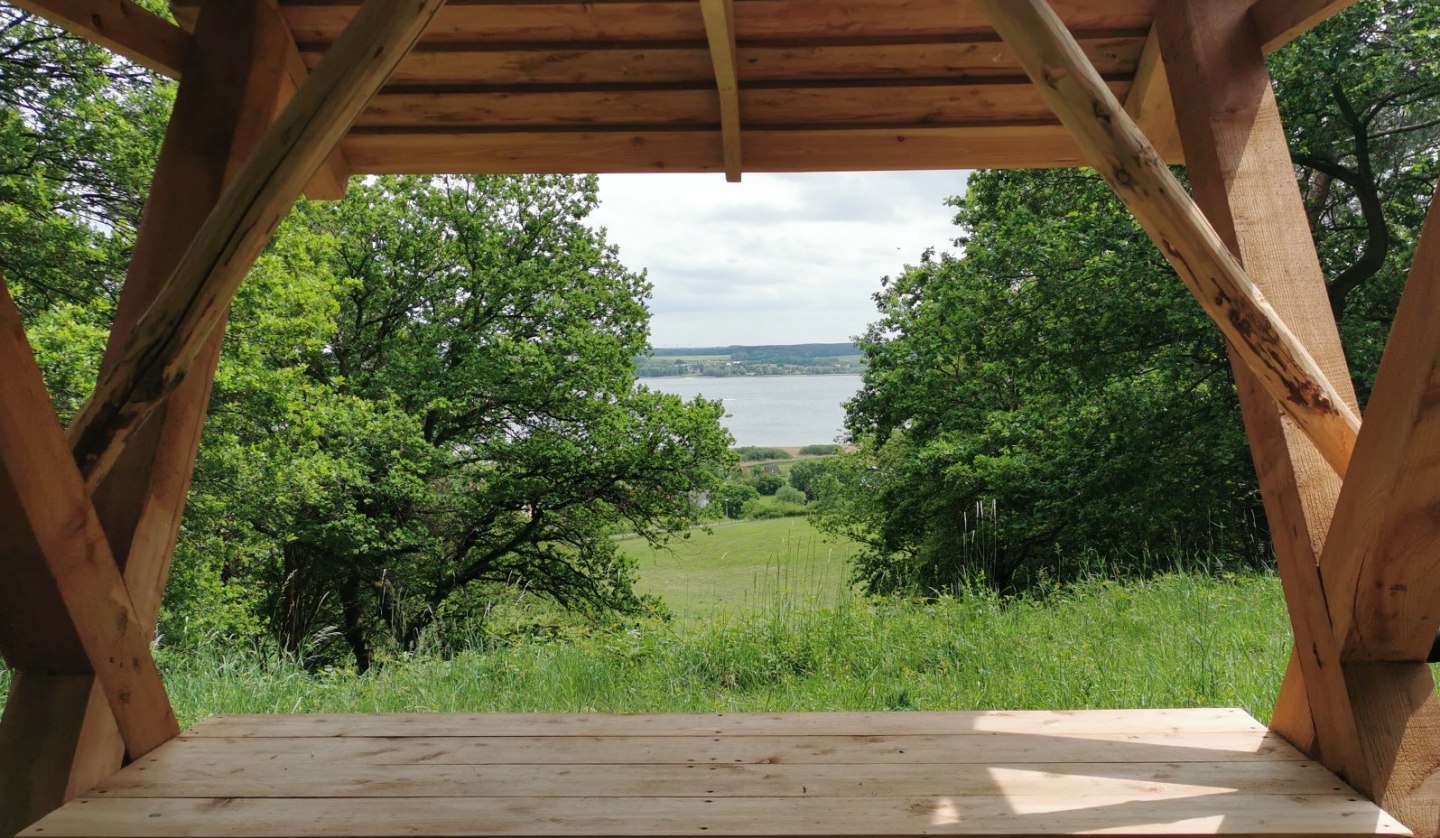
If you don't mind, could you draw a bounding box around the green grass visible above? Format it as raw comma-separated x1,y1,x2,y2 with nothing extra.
621,517,858,618
146,573,1291,727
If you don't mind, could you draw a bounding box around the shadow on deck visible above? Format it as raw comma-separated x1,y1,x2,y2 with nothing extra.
22,709,1407,837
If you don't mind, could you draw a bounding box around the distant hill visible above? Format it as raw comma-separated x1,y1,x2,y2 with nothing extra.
637,343,863,377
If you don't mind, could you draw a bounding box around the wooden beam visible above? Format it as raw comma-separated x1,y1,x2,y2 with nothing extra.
1343,662,1440,837
977,0,1360,479
7,0,188,78
64,0,447,490
1122,29,1180,163
1251,0,1361,55
1322,182,1440,663
1155,0,1366,784
273,1,352,201
0,278,179,761
0,675,97,838
698,0,741,181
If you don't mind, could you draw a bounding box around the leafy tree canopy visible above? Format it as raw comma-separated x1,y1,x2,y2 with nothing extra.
821,0,1440,595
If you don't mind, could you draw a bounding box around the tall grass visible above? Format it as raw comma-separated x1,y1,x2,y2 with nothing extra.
143,572,1289,727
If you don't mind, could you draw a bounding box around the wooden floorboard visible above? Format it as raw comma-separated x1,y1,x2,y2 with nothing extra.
24,710,1408,838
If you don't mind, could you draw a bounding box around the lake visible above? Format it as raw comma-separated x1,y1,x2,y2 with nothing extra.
639,374,862,447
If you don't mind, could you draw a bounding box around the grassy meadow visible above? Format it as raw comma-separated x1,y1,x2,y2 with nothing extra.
621,517,858,617
0,518,1298,726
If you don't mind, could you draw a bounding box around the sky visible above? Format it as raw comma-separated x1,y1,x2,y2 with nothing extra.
588,171,969,347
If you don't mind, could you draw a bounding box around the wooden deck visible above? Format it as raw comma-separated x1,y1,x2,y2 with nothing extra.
22,709,1406,838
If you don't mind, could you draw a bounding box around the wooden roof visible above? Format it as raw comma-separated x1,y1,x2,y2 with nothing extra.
162,0,1212,177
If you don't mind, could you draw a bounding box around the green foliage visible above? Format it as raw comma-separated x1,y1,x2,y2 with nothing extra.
798,444,842,456
174,176,735,671
786,458,835,501
735,446,792,461
715,481,761,519
774,485,807,505
751,472,785,496
823,1,1440,596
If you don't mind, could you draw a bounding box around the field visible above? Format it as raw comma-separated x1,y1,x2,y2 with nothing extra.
0,519,1298,727
621,517,859,617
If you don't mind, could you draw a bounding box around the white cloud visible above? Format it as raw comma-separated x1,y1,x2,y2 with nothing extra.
588,171,968,347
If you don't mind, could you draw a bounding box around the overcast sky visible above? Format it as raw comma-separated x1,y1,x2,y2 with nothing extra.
588,171,969,347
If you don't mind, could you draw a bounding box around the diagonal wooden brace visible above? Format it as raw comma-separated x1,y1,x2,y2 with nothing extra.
64,0,449,490
0,277,179,760
976,0,1361,479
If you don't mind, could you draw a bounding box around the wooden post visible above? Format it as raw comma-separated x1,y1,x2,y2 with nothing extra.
1156,0,1366,779
699,0,742,182
65,0,447,489
3,6,308,824
975,0,1361,480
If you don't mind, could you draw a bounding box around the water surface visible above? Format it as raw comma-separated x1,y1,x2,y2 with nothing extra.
639,374,861,447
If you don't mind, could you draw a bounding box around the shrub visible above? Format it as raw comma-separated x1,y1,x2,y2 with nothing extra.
775,485,807,505
716,482,760,519
799,444,842,456
787,459,835,501
752,473,785,496
736,446,792,461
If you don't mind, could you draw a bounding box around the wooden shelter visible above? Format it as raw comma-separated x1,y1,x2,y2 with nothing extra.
1,0,1437,836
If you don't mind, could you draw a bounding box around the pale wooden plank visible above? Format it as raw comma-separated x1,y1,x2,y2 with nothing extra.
21,793,1408,837
274,2,353,201
9,0,188,78
339,37,1146,87
354,80,1129,130
1323,182,1440,663
1251,0,1362,55
0,280,179,759
206,0,1154,47
185,708,1266,738
92,758,1351,799
979,0,1360,478
65,0,448,490
1155,0,1365,786
150,730,1308,765
699,0,741,180
1122,29,1180,162
341,124,1162,175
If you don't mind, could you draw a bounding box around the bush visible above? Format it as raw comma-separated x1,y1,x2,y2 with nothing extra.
787,459,835,502
752,473,785,495
716,482,760,519
799,444,842,456
735,446,792,461
774,485,807,505
741,497,809,519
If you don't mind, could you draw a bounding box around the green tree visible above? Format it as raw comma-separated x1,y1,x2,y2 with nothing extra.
787,458,834,502
824,0,1440,595
186,175,734,670
751,472,785,496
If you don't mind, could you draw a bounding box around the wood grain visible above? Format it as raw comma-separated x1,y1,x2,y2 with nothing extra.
0,279,179,760
1155,0,1364,784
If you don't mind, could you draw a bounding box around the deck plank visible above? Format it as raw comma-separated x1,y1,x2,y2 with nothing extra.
23,794,1408,837
24,710,1406,838
186,708,1265,738
145,730,1304,766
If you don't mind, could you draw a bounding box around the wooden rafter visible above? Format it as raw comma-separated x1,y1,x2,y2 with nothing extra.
272,1,352,201
1323,182,1440,664
1122,29,1179,163
1252,0,1362,54
698,0,741,182
976,0,1361,479
0,278,179,761
65,0,448,490
8,0,188,78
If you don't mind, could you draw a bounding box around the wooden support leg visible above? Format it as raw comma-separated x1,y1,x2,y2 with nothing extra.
0,2,292,833
1157,0,1365,778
